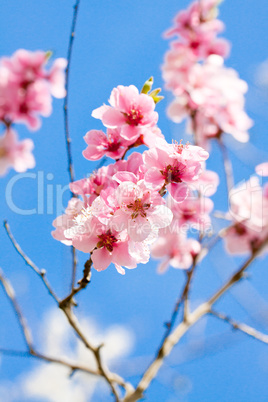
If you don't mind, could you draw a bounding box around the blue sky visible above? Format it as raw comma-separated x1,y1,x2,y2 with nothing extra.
1,0,268,401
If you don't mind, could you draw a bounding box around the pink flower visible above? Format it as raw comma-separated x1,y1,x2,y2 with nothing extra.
164,1,229,60
197,165,219,196
151,229,201,273
70,152,145,205
168,192,214,232
83,128,130,161
70,163,119,205
166,55,253,148
0,49,66,129
47,57,67,98
69,217,138,273
224,177,268,255
111,179,173,242
0,129,35,175
92,85,158,142
51,198,84,245
143,141,209,202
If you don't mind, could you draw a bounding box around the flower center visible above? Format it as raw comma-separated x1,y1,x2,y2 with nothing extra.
97,230,117,252
160,163,186,184
235,223,247,236
125,108,143,126
182,208,195,220
172,139,185,154
127,198,151,219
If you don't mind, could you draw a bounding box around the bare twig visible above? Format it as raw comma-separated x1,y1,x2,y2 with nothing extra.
3,221,130,397
0,277,107,379
59,257,92,308
160,258,198,343
0,268,34,352
3,220,59,303
59,298,129,400
123,235,268,402
210,310,268,344
0,265,131,398
64,0,80,188
64,0,82,290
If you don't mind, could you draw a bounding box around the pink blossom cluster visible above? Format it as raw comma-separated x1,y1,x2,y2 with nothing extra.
83,85,164,161
151,167,219,272
162,0,252,148
52,83,214,274
0,49,66,175
0,129,35,175
224,176,268,255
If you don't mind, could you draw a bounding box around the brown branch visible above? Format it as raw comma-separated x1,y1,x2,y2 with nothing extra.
210,310,268,344
64,0,82,290
3,221,131,398
0,268,34,352
160,257,198,343
59,257,92,309
0,266,131,398
64,0,80,188
123,235,268,402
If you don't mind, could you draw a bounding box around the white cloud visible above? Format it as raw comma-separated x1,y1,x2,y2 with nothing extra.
1,308,134,402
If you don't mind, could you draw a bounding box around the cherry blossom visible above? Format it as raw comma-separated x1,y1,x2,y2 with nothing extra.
66,216,139,273
83,128,131,161
0,49,66,129
151,229,201,272
92,85,158,142
143,140,209,202
111,179,173,242
52,198,84,245
164,0,229,59
224,177,268,255
167,192,214,232
0,128,35,175
166,55,253,148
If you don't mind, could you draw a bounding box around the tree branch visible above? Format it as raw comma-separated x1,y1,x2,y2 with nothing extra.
0,268,34,352
210,310,268,344
64,0,82,292
123,235,268,401
64,0,80,188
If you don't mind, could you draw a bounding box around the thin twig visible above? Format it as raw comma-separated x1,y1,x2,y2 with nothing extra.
0,266,131,397
159,225,233,348
123,235,268,402
210,310,268,344
59,257,92,308
160,258,198,343
0,268,34,352
3,220,59,303
64,0,81,290
64,0,80,187
3,221,131,398
0,347,99,376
